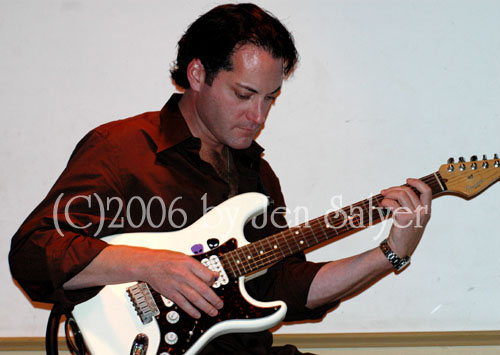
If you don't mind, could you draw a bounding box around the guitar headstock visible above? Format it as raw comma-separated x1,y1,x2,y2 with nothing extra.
438,154,500,198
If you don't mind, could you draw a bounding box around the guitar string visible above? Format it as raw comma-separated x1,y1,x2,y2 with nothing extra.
225,174,441,276
224,168,498,276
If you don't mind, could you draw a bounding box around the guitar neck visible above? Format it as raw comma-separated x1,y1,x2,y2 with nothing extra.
222,172,447,278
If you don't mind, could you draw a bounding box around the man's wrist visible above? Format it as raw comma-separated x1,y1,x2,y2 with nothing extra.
379,238,411,272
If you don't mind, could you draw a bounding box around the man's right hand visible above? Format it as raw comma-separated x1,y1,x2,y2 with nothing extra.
142,249,223,319
63,245,224,319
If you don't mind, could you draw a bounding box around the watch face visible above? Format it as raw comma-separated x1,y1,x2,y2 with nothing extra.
395,258,410,272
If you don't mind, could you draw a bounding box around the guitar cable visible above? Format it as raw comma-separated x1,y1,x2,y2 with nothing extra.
46,305,86,355
65,314,86,355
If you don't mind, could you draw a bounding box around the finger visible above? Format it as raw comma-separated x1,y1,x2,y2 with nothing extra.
191,260,219,285
180,283,222,317
181,265,224,310
169,291,202,319
378,198,400,212
407,178,432,208
381,187,417,210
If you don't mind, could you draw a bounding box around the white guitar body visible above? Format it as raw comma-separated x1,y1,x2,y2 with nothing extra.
72,192,287,355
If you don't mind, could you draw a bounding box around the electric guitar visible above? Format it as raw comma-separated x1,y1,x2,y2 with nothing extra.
72,155,499,355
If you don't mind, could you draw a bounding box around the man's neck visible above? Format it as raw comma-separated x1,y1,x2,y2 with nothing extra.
178,91,224,158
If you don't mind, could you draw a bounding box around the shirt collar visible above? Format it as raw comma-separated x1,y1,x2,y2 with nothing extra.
147,93,264,162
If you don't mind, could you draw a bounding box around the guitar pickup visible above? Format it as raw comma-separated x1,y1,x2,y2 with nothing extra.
201,255,229,288
127,282,160,325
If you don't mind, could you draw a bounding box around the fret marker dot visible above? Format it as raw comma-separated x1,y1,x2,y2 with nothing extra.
260,251,264,255
273,245,278,249
295,231,299,235
247,256,251,260
300,240,304,245
236,260,240,264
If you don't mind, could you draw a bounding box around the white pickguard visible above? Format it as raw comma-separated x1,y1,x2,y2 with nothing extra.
72,192,287,355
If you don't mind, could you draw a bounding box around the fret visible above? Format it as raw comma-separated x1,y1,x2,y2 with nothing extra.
280,231,294,256
241,246,255,272
323,212,337,234
310,219,322,244
373,198,382,222
345,206,361,229
221,255,236,278
360,199,374,226
256,240,267,260
228,250,241,277
234,248,248,274
297,227,311,248
289,229,302,252
265,237,280,265
251,242,263,269
264,237,276,262
263,240,275,264
290,229,302,250
272,234,286,258
313,218,326,243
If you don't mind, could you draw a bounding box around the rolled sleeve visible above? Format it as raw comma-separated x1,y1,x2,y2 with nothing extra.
9,129,124,307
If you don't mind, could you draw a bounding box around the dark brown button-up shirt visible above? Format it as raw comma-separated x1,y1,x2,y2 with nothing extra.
10,94,336,354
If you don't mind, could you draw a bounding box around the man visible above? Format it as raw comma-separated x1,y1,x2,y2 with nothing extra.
9,3,431,354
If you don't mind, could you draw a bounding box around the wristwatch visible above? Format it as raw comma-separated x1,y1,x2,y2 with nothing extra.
379,238,411,272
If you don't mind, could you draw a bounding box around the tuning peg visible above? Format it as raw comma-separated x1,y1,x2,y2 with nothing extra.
495,153,499,159
470,155,478,161
447,157,455,164
483,154,487,160
458,157,465,162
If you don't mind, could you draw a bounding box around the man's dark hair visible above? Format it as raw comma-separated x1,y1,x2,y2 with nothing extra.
171,3,298,89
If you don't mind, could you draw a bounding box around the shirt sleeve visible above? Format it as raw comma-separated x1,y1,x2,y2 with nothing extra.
244,160,339,322
9,129,125,309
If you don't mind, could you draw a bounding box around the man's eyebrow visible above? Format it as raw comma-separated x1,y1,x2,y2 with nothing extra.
236,83,282,95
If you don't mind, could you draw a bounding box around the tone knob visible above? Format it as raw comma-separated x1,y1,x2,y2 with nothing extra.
165,332,178,345
167,311,180,324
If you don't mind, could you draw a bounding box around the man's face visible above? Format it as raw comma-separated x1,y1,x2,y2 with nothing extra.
194,44,284,150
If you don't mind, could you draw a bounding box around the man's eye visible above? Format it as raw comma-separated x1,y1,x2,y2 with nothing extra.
235,92,250,100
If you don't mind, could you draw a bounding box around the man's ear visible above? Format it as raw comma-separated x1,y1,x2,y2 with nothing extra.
186,58,206,92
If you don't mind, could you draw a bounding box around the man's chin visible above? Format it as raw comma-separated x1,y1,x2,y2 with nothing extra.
228,138,254,150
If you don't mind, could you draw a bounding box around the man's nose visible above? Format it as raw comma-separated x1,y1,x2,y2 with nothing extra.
247,100,266,125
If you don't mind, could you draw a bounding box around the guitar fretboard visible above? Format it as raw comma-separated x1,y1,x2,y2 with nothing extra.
221,172,446,278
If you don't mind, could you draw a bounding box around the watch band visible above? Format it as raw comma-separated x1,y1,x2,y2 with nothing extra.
379,238,411,272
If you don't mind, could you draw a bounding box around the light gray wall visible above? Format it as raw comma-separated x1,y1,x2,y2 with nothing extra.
1,0,499,337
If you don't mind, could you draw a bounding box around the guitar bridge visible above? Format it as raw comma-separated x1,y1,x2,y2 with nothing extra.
127,282,160,325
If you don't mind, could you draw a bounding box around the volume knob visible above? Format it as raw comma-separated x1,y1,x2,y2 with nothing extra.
167,311,180,324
